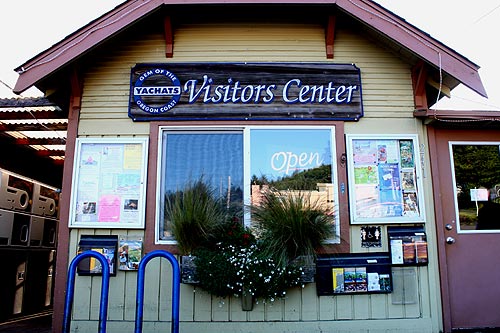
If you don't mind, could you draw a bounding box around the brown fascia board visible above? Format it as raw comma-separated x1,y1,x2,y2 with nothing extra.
13,0,161,94
414,109,500,120
335,0,487,98
13,0,487,99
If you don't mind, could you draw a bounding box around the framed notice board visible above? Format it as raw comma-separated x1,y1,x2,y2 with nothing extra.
346,135,425,224
69,138,148,229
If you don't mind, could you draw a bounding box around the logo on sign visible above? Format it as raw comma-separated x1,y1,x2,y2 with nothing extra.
133,68,181,114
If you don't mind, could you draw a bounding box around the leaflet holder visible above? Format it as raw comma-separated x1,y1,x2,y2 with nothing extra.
316,252,392,296
77,235,118,276
387,226,428,266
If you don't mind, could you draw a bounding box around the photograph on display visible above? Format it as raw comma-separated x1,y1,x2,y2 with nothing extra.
343,267,357,292
355,267,368,292
401,169,416,191
399,140,415,168
119,238,143,271
346,135,424,224
70,138,148,229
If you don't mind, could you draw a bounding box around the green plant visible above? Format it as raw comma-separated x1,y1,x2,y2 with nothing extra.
193,223,303,301
165,180,226,254
251,189,335,268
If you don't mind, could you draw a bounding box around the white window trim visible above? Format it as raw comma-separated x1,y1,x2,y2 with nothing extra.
449,141,500,234
345,134,426,225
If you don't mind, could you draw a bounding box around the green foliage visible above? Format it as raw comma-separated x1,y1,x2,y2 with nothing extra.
194,243,303,300
165,180,226,254
453,145,500,208
252,164,332,191
252,189,335,268
169,181,319,301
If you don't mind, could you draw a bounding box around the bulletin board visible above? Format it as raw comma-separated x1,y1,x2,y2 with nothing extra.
346,135,425,224
69,138,148,229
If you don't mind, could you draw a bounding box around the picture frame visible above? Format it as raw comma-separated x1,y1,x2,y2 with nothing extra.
69,137,148,229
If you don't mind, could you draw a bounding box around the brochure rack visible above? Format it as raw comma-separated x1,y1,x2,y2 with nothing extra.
77,235,118,276
316,252,392,295
387,226,428,266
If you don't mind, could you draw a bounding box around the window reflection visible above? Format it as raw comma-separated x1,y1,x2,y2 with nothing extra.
250,129,336,218
161,132,244,239
452,144,500,231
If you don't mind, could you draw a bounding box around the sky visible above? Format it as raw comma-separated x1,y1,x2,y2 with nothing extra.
0,1,499,110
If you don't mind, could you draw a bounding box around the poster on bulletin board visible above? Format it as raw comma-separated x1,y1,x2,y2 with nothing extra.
346,135,424,224
69,138,149,229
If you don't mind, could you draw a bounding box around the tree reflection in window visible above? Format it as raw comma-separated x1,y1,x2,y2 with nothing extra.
160,132,244,240
452,143,500,231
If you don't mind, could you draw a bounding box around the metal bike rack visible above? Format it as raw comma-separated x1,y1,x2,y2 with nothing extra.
62,250,111,333
134,250,180,333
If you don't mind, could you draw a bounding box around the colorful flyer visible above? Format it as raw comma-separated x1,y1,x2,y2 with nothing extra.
378,163,400,190
354,166,378,184
353,140,377,164
119,238,143,271
399,140,414,168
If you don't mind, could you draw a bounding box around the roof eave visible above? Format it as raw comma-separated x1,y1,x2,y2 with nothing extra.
335,0,487,98
13,0,487,99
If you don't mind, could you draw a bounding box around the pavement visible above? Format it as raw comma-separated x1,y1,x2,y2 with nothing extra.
0,312,52,333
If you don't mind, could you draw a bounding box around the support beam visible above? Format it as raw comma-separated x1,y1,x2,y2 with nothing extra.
326,15,336,59
411,61,428,110
164,16,174,58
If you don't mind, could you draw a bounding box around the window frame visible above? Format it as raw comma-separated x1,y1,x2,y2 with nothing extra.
449,141,500,234
155,125,341,245
345,134,426,225
69,137,149,229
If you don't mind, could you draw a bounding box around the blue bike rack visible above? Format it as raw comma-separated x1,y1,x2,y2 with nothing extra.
62,250,111,333
134,250,180,333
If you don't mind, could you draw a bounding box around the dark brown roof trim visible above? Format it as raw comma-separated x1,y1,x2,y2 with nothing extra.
13,0,486,98
415,109,500,129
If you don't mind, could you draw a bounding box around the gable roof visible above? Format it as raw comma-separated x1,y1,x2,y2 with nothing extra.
13,0,487,99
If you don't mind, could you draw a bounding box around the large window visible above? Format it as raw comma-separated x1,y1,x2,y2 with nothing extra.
157,126,339,243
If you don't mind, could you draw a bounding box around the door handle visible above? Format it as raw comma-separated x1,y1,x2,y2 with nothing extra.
446,237,456,245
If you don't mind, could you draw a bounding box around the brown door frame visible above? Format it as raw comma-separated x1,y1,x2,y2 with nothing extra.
428,125,500,332
427,125,453,332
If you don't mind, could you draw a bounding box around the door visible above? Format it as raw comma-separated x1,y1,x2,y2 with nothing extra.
429,128,500,332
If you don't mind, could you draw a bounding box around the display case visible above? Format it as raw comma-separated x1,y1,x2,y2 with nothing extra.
388,226,428,266
345,135,425,224
316,252,392,295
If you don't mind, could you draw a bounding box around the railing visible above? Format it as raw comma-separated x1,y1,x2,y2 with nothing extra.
134,250,180,333
62,249,180,333
62,250,110,333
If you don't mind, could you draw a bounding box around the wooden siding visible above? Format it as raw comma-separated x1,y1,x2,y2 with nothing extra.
79,22,413,135
69,21,440,333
